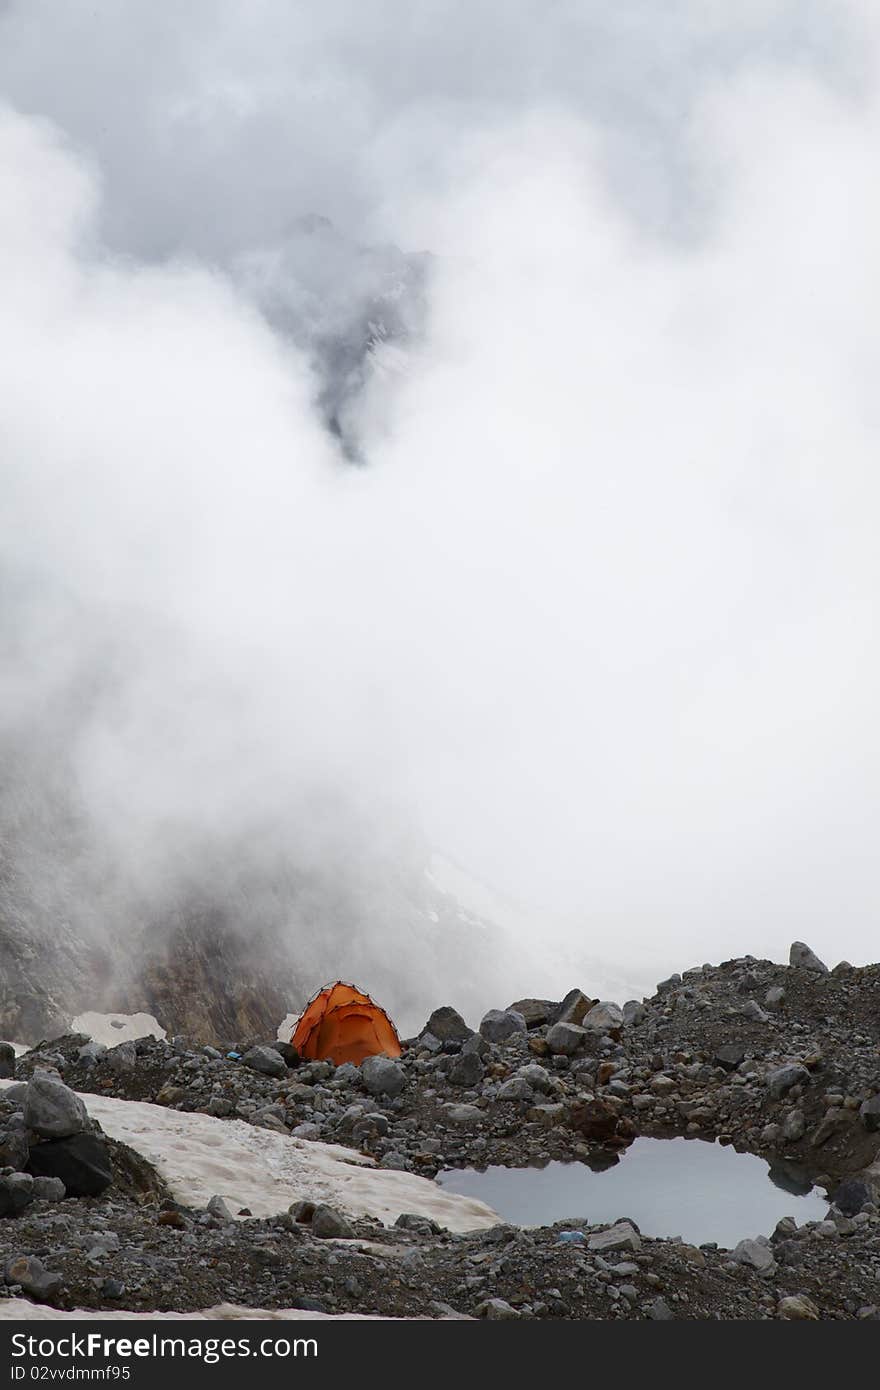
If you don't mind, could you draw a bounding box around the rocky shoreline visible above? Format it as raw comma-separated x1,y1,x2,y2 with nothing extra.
2,942,879,1320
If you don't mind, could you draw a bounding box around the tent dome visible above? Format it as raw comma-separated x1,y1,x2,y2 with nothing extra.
291,981,402,1066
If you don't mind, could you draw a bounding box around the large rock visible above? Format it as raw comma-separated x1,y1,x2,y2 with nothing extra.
766,1064,810,1099
788,942,829,973
583,1001,623,1032
422,1007,473,1043
479,1010,526,1043
497,1076,534,1102
731,1238,776,1273
588,1222,641,1253
714,1044,746,1072
569,1098,620,1142
242,1045,287,1078
507,999,556,1029
27,1132,113,1197
555,990,591,1026
546,1022,587,1056
311,1204,355,1239
0,1043,15,1079
449,1051,484,1088
105,1041,137,1075
622,1000,646,1027
23,1074,88,1139
831,1178,873,1216
360,1055,406,1097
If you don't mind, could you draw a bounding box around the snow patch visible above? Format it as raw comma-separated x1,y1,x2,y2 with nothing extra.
0,1040,28,1056
276,1012,298,1041
71,1013,167,1046
0,1298,387,1320
0,1082,498,1234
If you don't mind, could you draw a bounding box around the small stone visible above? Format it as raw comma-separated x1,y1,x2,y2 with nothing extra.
777,1295,819,1320
713,1044,747,1071
646,1298,674,1320
764,987,786,1009
443,1104,483,1125
476,1297,521,1319
4,1254,62,1302
781,1109,806,1142
859,1094,880,1133
311,1204,355,1239
0,1172,34,1216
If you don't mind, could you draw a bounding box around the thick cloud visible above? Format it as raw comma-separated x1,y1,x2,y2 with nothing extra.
0,2,878,1021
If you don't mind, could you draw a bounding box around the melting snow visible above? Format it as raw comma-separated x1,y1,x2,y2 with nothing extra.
0,1082,497,1234
0,1299,386,1320
71,1013,167,1046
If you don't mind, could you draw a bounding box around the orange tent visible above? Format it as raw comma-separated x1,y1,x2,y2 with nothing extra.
291,981,402,1066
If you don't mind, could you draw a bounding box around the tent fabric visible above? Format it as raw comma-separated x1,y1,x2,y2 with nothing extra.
291,981,402,1066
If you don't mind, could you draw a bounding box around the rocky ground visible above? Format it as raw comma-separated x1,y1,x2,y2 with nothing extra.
2,941,879,1320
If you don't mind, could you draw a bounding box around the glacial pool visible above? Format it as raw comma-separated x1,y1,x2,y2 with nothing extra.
436,1136,830,1246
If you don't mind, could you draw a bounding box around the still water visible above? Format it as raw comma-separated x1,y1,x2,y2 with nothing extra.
437,1136,829,1246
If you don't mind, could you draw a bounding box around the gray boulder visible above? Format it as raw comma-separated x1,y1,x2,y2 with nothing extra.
4,1256,61,1295
311,1204,355,1239
622,1000,646,1027
479,1009,526,1043
461,1032,490,1058
546,1022,587,1056
0,1127,29,1171
23,1074,88,1139
506,999,555,1029
497,1076,534,1102
0,1042,15,1079
360,1054,406,1097
105,1042,137,1075
32,1176,65,1202
443,1103,483,1125
767,1064,811,1099
789,942,829,973
77,1042,107,1067
449,1051,484,1088
588,1222,641,1253
583,1001,623,1031
242,1046,287,1078
732,1238,776,1273
517,1062,554,1093
4,1253,63,1302
26,1132,113,1197
423,1007,473,1042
